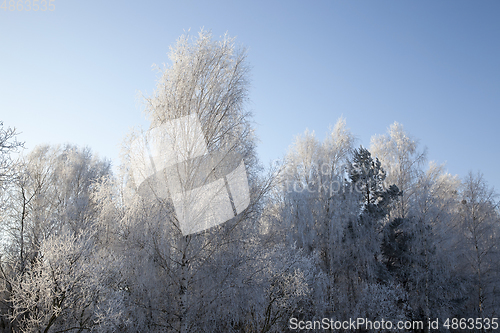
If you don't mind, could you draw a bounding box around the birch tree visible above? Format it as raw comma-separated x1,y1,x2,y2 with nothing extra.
0,144,113,332
371,122,427,219
0,121,23,192
457,172,500,319
2,144,111,272
0,121,23,331
8,228,124,333
113,29,270,332
383,162,463,329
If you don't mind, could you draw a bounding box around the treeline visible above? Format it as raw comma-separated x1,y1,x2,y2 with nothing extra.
265,120,500,331
0,31,498,333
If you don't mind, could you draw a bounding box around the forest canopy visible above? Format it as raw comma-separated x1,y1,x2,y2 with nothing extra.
0,31,498,333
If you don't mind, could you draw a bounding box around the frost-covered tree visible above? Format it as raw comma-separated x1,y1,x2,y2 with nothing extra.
0,121,23,331
0,144,112,332
345,146,400,288
102,29,280,332
371,122,427,219
261,119,359,322
0,121,23,192
457,172,500,319
352,282,408,332
8,229,124,333
348,146,391,208
2,144,111,273
383,163,463,330
275,118,355,258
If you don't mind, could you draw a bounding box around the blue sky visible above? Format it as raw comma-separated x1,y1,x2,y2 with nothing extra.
1,0,499,192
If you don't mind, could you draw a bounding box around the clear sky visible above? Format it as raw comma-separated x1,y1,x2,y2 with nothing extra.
1,0,499,192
